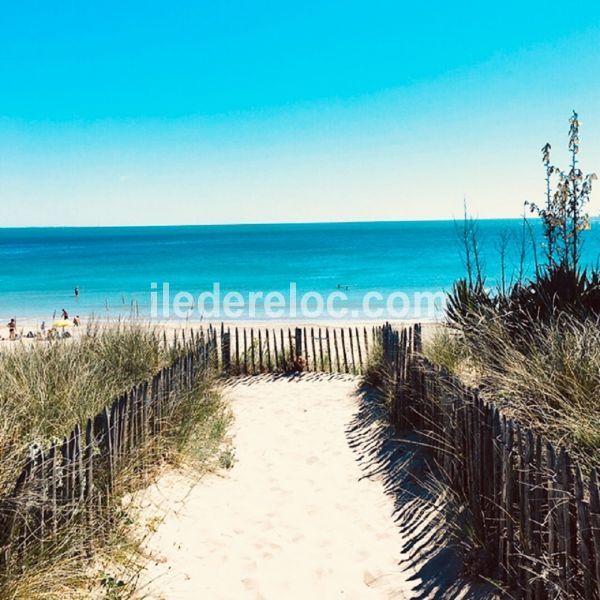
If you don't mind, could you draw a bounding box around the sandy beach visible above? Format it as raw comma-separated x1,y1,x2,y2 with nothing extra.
0,316,441,347
134,375,418,599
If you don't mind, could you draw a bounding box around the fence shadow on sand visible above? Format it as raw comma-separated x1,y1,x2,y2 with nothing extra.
346,385,500,599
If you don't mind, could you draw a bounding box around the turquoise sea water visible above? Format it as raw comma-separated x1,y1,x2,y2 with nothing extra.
1,220,599,321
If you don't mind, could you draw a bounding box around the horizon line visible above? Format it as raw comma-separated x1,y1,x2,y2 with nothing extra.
0,216,542,230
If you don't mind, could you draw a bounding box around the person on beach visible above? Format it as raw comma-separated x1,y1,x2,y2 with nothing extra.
7,318,16,341
73,315,81,327
61,308,69,320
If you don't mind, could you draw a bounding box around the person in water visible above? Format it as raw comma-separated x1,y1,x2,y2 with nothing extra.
74,287,79,299
61,308,69,320
7,318,16,341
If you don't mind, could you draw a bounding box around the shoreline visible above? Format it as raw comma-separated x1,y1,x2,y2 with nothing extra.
0,316,443,344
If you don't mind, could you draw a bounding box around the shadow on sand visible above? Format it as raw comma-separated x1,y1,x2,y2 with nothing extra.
223,371,356,388
347,385,501,600
222,372,500,598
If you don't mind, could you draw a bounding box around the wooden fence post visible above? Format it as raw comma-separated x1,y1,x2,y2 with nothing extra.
273,329,280,371
222,332,231,374
295,327,302,368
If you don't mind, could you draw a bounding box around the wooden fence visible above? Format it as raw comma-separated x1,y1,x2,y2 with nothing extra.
0,322,370,575
8,319,598,598
377,322,600,599
0,327,218,572
212,324,374,375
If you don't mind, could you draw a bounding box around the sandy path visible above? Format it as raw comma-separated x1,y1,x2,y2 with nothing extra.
136,375,416,599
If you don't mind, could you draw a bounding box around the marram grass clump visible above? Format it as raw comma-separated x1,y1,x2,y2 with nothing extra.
0,322,168,493
0,322,230,599
424,314,600,469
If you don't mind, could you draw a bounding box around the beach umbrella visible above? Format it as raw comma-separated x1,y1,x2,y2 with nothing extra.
52,319,72,328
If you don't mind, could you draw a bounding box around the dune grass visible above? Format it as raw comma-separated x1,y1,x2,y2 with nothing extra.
424,314,600,469
0,322,168,493
0,322,164,437
0,322,230,599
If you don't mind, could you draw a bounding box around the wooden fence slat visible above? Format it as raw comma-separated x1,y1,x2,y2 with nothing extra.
340,328,348,373
235,328,240,374
319,328,324,372
222,331,231,373
251,329,256,375
266,329,272,371
243,329,248,375
303,327,309,370
295,328,302,363
273,329,280,371
576,466,595,600
326,328,332,373
354,327,363,373
333,329,341,372
589,469,600,600
346,327,354,373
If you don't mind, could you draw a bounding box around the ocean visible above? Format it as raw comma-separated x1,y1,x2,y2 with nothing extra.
1,220,599,322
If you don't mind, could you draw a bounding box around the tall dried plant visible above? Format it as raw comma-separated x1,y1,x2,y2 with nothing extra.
529,111,597,271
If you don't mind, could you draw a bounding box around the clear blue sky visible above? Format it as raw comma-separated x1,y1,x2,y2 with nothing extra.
1,1,600,226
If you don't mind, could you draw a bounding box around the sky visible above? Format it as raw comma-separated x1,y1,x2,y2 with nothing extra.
1,1,600,227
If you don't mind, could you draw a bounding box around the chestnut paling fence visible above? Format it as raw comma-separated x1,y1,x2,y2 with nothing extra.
216,324,375,375
0,324,370,574
0,327,218,573
2,321,599,599
377,322,600,599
